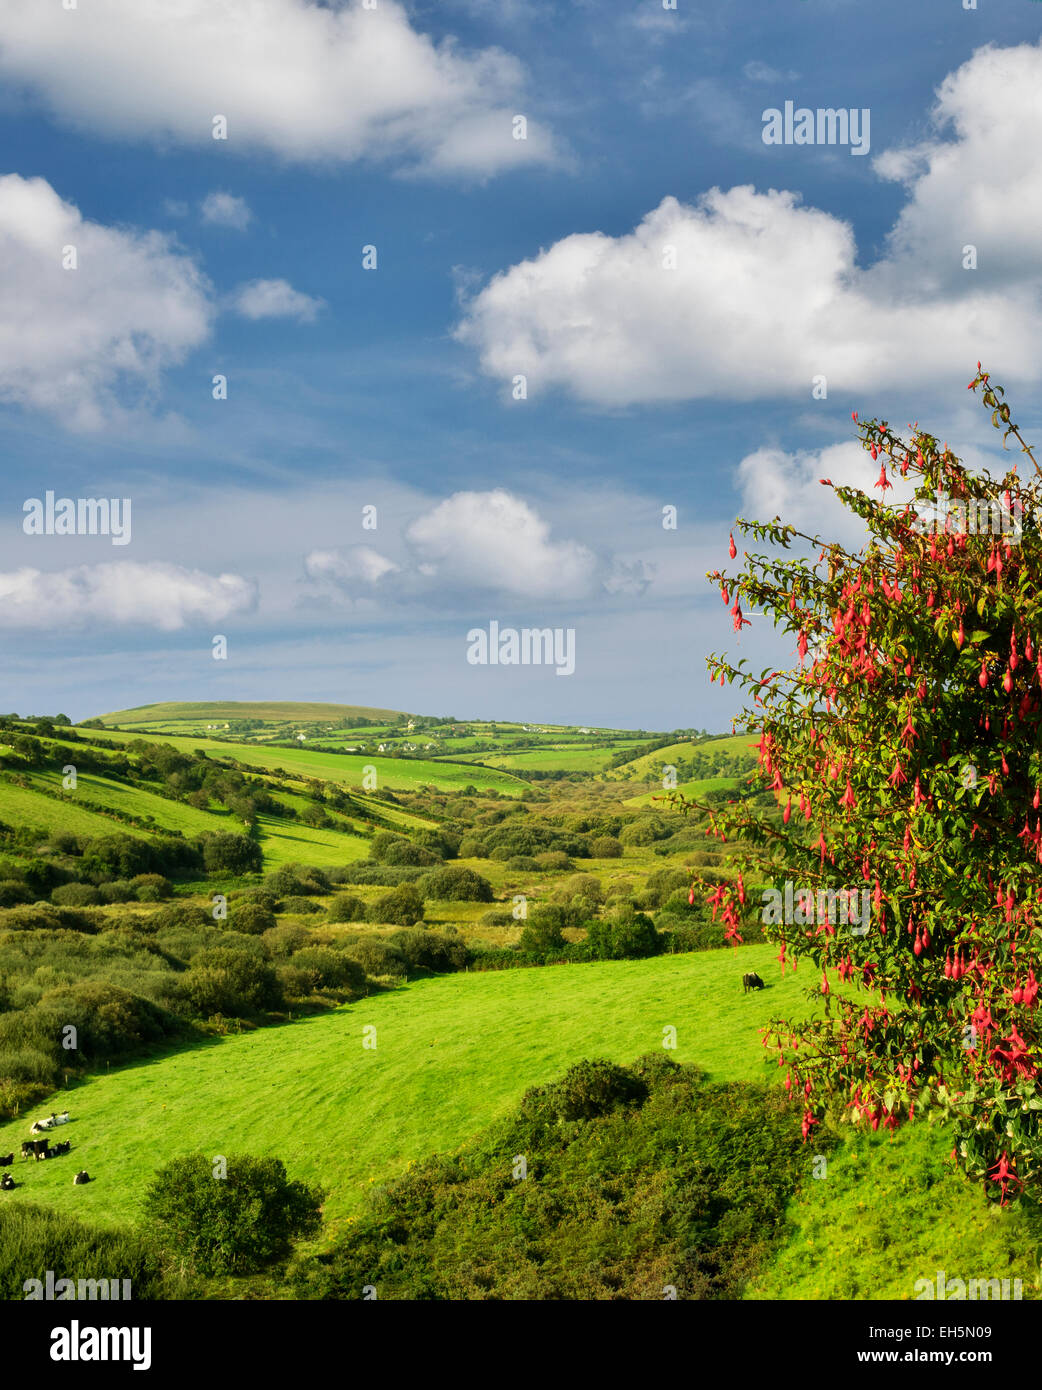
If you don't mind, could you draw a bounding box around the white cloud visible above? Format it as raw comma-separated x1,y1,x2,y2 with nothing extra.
405,489,597,598
231,278,324,322
0,0,559,178
200,191,252,230
0,562,257,630
0,174,212,430
304,547,400,588
457,41,1042,405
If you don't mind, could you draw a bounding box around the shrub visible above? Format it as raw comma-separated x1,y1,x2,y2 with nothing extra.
261,923,309,958
618,818,668,846
585,908,661,960
366,885,425,927
326,892,367,924
199,832,262,876
345,938,406,979
388,929,468,974
232,902,277,936
144,1153,323,1275
590,835,623,858
51,883,103,907
419,866,494,902
279,896,324,916
291,947,367,993
177,949,283,1017
0,880,32,908
132,873,173,901
533,851,573,872
97,879,137,904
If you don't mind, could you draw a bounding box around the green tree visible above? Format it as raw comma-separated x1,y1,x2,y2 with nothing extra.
144,1153,323,1275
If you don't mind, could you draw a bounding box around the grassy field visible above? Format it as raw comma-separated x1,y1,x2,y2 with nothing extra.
2,943,1036,1299
81,729,529,797
624,775,743,807
0,946,811,1238
610,733,759,782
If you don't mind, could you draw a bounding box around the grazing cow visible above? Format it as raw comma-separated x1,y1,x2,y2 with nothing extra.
73,1170,91,1186
0,1173,14,1191
743,971,765,994
0,1152,13,1167
32,1139,50,1161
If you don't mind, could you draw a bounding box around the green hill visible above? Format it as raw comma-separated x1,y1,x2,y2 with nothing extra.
95,701,407,728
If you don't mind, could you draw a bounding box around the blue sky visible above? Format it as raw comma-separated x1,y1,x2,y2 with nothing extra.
1,0,1040,728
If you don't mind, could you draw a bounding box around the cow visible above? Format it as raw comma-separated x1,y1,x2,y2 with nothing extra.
32,1140,50,1161
50,1140,71,1158
50,1111,70,1126
29,1120,50,1135
73,1170,91,1186
0,1152,13,1167
0,1173,14,1191
743,971,765,994
20,1142,35,1161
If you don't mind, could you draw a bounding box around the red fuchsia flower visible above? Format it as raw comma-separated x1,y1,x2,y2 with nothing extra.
839,779,856,810
988,1151,1020,1206
801,1109,818,1141
729,532,737,559
888,760,907,788
979,661,988,689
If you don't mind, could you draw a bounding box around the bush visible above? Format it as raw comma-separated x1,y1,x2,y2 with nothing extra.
51,883,103,907
232,902,277,936
618,818,668,847
199,832,262,876
144,1153,323,1275
326,892,367,924
542,1057,649,1122
177,949,283,1017
388,929,468,974
533,851,573,872
366,885,425,927
261,923,309,958
97,879,137,904
291,947,367,993
589,835,623,858
279,896,324,916
345,938,406,979
585,908,661,960
419,865,494,902
132,873,173,902
0,880,32,908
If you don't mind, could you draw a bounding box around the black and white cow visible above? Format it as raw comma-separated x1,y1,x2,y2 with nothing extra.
742,972,765,994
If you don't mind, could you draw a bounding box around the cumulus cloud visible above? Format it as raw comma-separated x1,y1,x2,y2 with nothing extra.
0,563,257,630
231,278,324,322
456,40,1042,405
200,191,252,230
0,0,558,178
736,440,920,549
0,174,212,430
301,489,601,604
405,488,597,598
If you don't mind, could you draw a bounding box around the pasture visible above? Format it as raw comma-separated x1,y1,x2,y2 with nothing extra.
0,946,812,1238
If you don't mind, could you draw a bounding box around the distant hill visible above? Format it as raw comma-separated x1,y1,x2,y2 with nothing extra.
91,700,409,727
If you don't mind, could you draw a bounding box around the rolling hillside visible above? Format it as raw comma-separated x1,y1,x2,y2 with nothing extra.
96,701,409,727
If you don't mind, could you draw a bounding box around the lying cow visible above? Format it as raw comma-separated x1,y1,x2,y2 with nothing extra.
0,1152,13,1167
743,971,765,994
73,1170,91,1186
50,1111,70,1126
0,1173,14,1191
29,1121,50,1135
49,1140,71,1158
